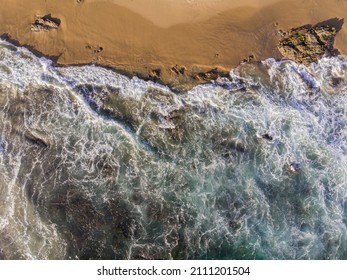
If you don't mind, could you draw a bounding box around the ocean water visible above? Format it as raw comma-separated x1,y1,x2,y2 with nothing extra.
0,39,347,260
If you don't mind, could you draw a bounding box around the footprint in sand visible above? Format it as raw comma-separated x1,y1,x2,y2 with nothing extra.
171,64,186,75
149,69,161,80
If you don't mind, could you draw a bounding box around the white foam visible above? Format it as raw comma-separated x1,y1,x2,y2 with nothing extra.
1,38,347,259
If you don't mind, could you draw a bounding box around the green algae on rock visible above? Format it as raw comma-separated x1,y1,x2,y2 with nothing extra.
278,23,340,65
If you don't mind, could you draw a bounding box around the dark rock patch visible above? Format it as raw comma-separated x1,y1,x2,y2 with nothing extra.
261,133,273,141
195,68,227,82
242,54,255,63
330,77,344,86
278,19,343,65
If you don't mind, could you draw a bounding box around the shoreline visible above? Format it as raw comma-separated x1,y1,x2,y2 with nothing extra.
0,0,346,90
0,34,344,93
1,33,343,94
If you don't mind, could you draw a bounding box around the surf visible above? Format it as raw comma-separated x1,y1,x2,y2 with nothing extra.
0,39,346,259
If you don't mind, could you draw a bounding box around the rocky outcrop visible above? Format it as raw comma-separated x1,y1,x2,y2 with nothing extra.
278,23,340,65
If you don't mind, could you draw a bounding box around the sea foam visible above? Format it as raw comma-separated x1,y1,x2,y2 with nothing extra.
0,39,347,259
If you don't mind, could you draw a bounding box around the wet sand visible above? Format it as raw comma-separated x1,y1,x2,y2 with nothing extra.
0,0,346,89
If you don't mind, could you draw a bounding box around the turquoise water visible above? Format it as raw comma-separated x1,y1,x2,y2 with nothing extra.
0,39,346,259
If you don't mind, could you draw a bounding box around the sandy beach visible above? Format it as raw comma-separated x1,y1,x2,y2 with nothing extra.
0,0,346,89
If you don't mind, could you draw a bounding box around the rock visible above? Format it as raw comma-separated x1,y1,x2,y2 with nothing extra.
195,68,225,82
31,14,61,32
278,23,340,65
261,133,273,141
242,54,255,63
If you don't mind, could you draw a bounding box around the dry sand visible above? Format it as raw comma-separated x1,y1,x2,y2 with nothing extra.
0,0,346,89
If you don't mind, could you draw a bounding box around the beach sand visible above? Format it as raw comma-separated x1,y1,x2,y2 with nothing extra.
0,0,346,89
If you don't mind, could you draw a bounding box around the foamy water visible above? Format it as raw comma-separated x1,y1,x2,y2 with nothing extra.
0,39,347,259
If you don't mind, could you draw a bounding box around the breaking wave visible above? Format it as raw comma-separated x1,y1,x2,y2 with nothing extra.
0,39,347,259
